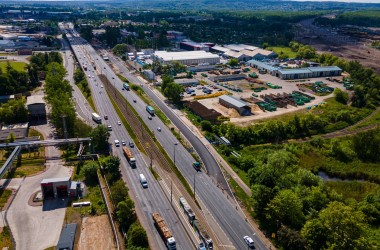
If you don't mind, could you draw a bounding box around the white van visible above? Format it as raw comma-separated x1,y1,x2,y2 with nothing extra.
114,140,120,147
139,174,148,188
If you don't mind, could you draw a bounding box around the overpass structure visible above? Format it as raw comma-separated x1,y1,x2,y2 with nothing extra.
0,138,91,180
0,138,91,149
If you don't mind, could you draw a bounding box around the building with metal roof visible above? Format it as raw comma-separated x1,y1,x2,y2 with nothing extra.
0,122,29,141
278,66,342,80
153,50,220,65
174,78,200,86
56,224,77,250
219,95,251,116
209,74,246,82
246,60,279,75
26,95,46,118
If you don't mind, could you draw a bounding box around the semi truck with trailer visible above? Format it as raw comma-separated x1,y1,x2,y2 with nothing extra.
152,213,176,250
122,147,136,168
179,196,196,222
91,113,102,123
193,219,213,249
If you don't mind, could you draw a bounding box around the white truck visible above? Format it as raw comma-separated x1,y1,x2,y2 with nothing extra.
91,113,102,123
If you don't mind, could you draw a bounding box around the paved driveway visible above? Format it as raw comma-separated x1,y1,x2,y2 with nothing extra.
5,125,72,250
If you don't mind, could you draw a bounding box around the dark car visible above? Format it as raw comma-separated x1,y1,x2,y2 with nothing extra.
104,115,108,120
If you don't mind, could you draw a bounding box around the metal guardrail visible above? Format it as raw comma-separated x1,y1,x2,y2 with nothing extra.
0,146,21,179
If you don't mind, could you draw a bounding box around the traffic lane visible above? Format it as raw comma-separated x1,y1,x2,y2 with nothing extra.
71,42,194,250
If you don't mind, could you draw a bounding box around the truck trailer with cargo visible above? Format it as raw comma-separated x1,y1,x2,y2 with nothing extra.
122,146,136,168
152,213,176,250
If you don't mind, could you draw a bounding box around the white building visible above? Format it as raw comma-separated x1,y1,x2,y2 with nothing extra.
153,50,220,66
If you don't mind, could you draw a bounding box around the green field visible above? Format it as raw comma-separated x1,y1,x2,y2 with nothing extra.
325,180,379,201
267,46,297,58
0,61,27,72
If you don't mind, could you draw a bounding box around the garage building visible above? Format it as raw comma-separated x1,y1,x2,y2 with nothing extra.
41,177,71,199
219,95,251,116
278,66,342,80
26,95,46,119
153,50,220,66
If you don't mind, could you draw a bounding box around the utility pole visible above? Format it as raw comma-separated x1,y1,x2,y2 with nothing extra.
61,114,68,139
193,174,196,200
173,142,178,166
170,181,173,204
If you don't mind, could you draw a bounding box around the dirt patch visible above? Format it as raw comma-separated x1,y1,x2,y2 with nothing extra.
78,215,117,250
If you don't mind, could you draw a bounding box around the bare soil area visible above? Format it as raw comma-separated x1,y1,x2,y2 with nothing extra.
296,18,380,74
78,215,117,250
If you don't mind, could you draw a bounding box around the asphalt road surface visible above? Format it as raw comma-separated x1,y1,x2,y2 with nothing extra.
63,25,194,250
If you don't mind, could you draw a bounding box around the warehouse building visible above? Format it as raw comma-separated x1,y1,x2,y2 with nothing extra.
184,101,222,122
210,44,277,61
174,78,200,86
278,66,342,80
219,95,251,116
153,51,220,65
26,95,46,119
247,60,279,75
0,122,29,141
179,41,215,51
209,74,246,82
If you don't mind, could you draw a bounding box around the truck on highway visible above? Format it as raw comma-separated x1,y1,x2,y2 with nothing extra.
146,105,155,116
91,113,102,123
193,219,213,249
193,162,201,171
122,146,136,168
179,196,196,222
152,213,177,250
123,82,130,90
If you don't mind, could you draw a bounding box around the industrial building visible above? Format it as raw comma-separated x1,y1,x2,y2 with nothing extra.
219,95,251,116
209,74,246,82
247,60,279,75
143,70,155,80
278,66,342,80
153,50,220,66
188,65,216,72
56,224,77,250
184,101,222,122
174,78,200,86
179,41,215,52
26,95,46,119
41,177,72,199
210,44,277,61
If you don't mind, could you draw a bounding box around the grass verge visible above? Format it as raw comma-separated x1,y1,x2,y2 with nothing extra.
0,189,12,209
348,108,380,131
0,227,13,249
28,128,44,139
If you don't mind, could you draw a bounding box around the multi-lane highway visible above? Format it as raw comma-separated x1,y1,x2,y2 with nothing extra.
62,22,270,250
61,24,195,250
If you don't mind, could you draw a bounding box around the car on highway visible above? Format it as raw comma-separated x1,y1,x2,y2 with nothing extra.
104,115,108,120
114,140,120,147
148,116,152,120
133,99,136,103
117,121,121,126
198,242,207,250
243,236,254,248
121,140,126,146
157,127,161,132
107,125,112,131
101,85,103,88
129,141,134,148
